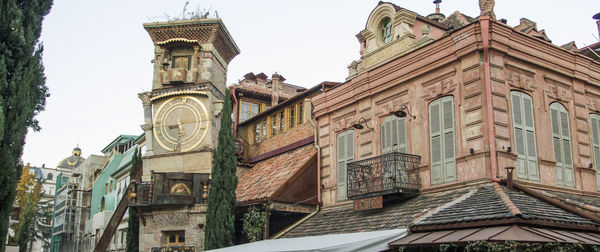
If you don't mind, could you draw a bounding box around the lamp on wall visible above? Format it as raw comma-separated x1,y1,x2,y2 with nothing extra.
352,117,373,130
393,105,416,119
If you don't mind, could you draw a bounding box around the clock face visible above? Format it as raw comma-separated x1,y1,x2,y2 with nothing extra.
153,96,209,152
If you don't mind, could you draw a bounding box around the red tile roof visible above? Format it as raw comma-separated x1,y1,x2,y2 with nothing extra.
236,144,316,204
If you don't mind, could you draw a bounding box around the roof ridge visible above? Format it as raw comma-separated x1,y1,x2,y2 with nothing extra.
538,189,600,214
412,187,477,225
492,182,522,217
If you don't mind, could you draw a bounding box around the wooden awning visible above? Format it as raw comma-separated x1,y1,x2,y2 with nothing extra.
389,225,600,247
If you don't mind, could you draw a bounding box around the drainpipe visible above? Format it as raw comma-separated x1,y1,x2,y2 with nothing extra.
480,16,499,180
308,100,322,205
230,87,239,137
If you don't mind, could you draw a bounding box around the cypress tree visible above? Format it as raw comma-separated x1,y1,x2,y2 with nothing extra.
126,148,140,252
0,0,52,251
204,89,238,250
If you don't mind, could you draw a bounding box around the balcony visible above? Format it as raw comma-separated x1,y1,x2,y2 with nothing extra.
161,68,190,84
131,172,209,207
347,152,420,200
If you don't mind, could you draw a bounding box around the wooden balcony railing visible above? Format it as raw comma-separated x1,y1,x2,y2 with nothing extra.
347,152,420,200
130,172,209,207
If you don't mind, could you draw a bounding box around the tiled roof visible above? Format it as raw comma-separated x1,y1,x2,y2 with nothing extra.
283,183,599,238
441,11,475,30
417,185,511,225
236,144,316,204
282,186,472,238
505,188,596,226
547,190,600,208
416,183,597,228
232,82,292,100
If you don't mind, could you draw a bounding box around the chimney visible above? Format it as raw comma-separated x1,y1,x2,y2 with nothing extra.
271,73,285,107
594,12,600,39
505,167,515,190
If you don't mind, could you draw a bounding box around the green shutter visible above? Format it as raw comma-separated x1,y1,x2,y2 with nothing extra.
398,117,407,153
551,103,574,187
381,116,407,154
511,91,539,181
429,97,456,185
591,115,600,191
442,97,457,181
337,130,354,201
430,100,443,185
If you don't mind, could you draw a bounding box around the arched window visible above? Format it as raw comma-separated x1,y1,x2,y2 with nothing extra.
550,102,574,187
47,173,53,180
381,116,406,154
380,17,392,44
589,114,600,191
429,96,456,185
337,130,354,201
510,91,539,181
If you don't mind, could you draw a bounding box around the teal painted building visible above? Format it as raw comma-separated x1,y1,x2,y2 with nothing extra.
83,134,141,251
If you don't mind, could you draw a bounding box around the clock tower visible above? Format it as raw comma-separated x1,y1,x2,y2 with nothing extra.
136,18,239,251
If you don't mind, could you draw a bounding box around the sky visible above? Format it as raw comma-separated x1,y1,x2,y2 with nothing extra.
22,0,600,167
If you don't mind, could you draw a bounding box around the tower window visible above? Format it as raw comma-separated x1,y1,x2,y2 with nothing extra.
172,56,191,70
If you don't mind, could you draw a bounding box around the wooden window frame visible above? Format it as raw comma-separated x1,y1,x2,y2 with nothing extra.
171,55,191,70
165,231,185,246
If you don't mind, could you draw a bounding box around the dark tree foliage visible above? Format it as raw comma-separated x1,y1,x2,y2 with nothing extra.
15,198,34,252
204,89,238,250
0,0,52,251
126,149,140,252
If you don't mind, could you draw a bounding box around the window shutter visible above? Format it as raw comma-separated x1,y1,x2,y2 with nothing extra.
522,95,539,180
337,132,346,200
398,117,407,153
442,97,457,181
382,116,407,155
337,131,353,201
550,105,564,186
381,118,390,154
591,115,600,191
430,100,443,185
511,91,539,181
560,108,574,187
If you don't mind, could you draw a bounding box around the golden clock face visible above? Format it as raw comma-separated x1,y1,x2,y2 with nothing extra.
153,96,209,152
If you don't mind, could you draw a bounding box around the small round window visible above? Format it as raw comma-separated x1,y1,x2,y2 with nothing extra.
380,17,392,44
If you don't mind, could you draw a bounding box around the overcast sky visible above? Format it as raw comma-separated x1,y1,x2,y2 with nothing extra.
22,0,599,167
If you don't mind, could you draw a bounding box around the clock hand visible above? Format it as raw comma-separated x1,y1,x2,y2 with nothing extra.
177,119,185,137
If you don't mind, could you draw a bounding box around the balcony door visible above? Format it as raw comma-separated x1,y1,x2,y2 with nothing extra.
381,116,406,154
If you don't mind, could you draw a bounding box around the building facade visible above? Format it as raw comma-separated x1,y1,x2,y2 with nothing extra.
273,1,600,249
83,135,140,252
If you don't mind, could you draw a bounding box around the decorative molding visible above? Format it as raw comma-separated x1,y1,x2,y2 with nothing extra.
504,65,536,91
421,69,457,100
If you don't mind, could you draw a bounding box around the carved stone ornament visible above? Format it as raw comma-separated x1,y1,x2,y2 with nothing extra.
422,79,456,99
479,0,496,20
544,84,572,103
587,95,600,112
505,69,536,91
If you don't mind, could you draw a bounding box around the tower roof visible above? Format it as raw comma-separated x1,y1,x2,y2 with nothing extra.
143,18,240,64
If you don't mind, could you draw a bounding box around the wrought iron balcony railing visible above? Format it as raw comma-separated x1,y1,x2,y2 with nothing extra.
347,152,421,200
